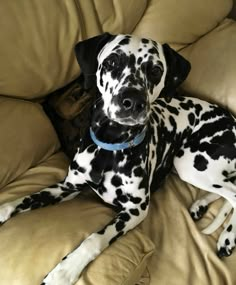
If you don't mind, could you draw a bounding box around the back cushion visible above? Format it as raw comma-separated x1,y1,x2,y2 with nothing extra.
0,97,60,189
0,0,232,99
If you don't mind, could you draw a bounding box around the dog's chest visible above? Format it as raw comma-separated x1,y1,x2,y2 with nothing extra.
73,143,148,205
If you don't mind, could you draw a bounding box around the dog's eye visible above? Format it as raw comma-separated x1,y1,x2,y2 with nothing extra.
146,65,163,84
104,54,119,70
150,66,162,78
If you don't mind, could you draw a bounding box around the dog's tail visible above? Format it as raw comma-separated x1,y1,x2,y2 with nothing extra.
201,201,233,235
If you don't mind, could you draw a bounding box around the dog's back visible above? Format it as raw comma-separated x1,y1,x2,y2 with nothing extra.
148,95,236,194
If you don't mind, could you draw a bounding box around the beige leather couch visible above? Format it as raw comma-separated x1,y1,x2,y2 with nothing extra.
0,1,236,284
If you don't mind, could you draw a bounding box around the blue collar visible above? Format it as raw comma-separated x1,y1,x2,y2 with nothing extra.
89,127,146,151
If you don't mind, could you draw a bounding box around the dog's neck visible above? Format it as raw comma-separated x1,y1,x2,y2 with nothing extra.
90,97,146,145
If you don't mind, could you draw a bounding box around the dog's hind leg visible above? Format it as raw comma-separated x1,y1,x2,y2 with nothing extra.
190,193,221,220
190,192,233,235
202,200,232,235
217,207,236,257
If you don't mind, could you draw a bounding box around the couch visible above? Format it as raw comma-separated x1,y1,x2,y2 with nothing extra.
0,1,236,284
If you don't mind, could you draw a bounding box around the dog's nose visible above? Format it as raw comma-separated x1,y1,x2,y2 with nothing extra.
120,89,146,113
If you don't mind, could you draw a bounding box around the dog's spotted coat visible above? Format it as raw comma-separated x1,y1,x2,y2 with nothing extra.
0,34,236,284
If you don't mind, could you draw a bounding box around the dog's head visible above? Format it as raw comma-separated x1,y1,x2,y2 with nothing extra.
75,33,190,126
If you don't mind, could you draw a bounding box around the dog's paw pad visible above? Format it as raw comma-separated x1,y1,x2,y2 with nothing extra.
217,246,233,258
217,227,236,258
190,200,208,220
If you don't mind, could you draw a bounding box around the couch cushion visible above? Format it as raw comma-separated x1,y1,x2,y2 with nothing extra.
181,19,236,115
0,0,81,99
133,0,232,50
0,96,60,189
0,0,232,99
0,0,147,99
0,153,154,285
140,174,236,285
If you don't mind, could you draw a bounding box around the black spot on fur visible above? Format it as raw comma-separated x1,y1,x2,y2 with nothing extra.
141,196,149,210
134,167,143,177
141,38,149,44
188,113,195,125
116,221,125,231
70,160,79,170
128,194,142,204
227,224,233,232
66,182,74,189
105,82,108,92
129,208,140,216
137,57,143,65
148,48,158,56
167,105,179,115
119,195,129,203
119,38,130,46
119,212,131,222
176,149,184,158
194,155,208,171
212,184,222,188
78,166,86,173
111,175,123,187
109,231,124,245
98,185,107,195
225,239,230,246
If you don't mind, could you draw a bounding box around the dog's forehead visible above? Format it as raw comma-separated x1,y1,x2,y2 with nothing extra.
98,35,162,61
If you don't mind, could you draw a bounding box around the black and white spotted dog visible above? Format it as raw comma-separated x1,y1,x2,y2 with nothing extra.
1,33,236,284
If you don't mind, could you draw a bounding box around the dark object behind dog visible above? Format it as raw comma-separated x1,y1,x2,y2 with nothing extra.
42,76,96,159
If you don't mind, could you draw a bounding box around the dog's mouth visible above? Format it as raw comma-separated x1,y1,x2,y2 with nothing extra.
107,88,149,126
107,106,149,126
114,113,148,126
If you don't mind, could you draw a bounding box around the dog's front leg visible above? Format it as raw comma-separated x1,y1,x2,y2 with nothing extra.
0,181,80,225
0,159,87,225
41,202,149,285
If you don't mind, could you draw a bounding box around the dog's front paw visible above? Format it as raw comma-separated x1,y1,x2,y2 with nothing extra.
41,258,79,285
190,199,208,221
217,224,236,258
0,203,16,224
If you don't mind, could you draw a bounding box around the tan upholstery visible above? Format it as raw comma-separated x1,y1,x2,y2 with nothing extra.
182,19,236,115
133,0,232,49
140,174,236,285
0,97,60,189
0,0,236,284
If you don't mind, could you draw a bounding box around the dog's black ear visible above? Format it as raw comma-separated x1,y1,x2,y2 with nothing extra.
161,43,191,96
74,33,115,90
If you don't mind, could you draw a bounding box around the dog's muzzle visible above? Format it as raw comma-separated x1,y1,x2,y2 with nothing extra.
114,88,148,125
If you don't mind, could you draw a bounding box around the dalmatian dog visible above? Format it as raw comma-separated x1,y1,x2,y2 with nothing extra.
0,33,236,285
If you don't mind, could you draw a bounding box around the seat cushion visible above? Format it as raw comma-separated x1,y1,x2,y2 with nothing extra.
140,173,236,285
0,152,154,285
